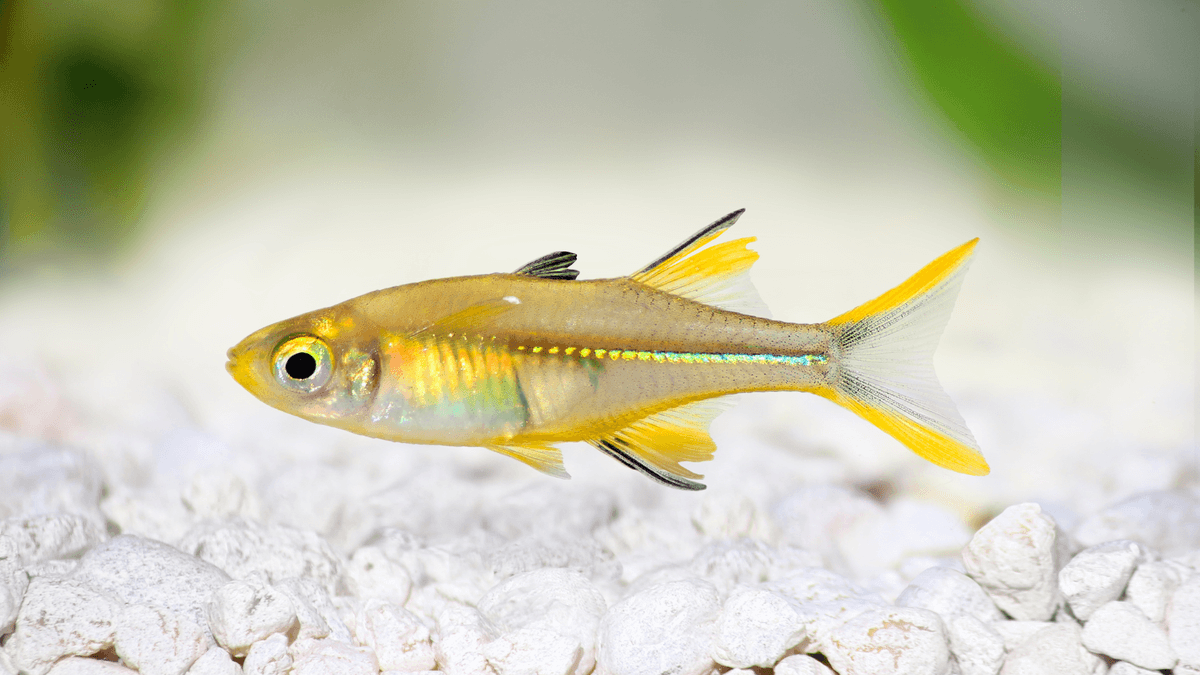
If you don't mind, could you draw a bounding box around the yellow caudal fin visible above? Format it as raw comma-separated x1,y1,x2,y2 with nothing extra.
819,239,989,475
629,209,772,318
588,399,730,491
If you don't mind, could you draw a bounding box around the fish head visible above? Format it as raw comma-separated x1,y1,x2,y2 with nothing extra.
226,309,379,424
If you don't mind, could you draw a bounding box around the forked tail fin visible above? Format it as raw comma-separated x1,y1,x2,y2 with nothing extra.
818,239,988,475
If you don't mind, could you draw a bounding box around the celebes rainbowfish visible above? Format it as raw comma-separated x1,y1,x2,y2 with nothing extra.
227,210,986,490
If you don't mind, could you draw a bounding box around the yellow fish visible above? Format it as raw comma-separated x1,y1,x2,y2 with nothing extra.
227,210,986,489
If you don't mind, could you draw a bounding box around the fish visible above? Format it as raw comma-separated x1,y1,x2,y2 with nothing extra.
227,209,986,490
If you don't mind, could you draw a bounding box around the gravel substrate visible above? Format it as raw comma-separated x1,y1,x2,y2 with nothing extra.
0,424,1196,675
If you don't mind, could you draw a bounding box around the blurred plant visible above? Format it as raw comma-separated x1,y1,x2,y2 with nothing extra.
864,0,1192,216
0,1,227,263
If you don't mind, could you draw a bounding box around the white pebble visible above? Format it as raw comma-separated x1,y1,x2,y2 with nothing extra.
44,658,137,675
773,654,835,675
434,603,497,675
114,604,210,675
1073,490,1200,556
823,606,950,675
482,626,583,675
354,599,436,672
691,493,772,540
0,514,105,577
1058,540,1149,620
999,623,1104,675
1107,662,1162,675
1169,572,1200,668
944,614,1004,675
271,578,331,642
764,568,882,654
486,534,621,584
1125,559,1186,624
989,621,1055,652
1081,600,1176,669
837,499,973,579
345,546,413,607
772,485,884,573
0,444,104,523
289,638,378,675
961,503,1066,621
895,566,1004,623
5,577,121,675
0,568,29,635
688,539,822,597
181,470,261,521
179,520,343,595
206,578,297,657
477,569,606,675
185,647,243,675
595,579,720,675
711,586,806,668
242,633,291,675
75,535,231,636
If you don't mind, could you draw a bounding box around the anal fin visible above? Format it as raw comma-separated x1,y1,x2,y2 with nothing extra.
487,442,571,480
588,398,730,491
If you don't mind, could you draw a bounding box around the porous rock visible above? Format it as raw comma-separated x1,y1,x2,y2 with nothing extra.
1169,572,1200,668
0,513,106,577
206,577,297,657
773,654,835,675
477,568,606,674
354,599,436,672
289,638,378,675
711,585,806,668
688,539,821,597
764,567,883,654
44,658,138,675
895,566,1004,623
1081,600,1176,670
961,503,1067,621
944,614,1004,675
0,444,104,523
999,622,1104,675
1073,490,1200,556
595,579,720,675
114,604,210,675
1106,662,1161,675
241,633,291,675
822,605,950,675
1057,539,1149,620
185,646,243,675
178,519,343,595
5,577,122,675
0,567,29,635
1125,559,1187,624
74,535,230,635
482,626,583,675
435,603,497,675
345,546,413,607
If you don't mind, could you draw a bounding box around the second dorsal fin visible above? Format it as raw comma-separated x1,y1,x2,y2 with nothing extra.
629,209,771,318
515,251,580,280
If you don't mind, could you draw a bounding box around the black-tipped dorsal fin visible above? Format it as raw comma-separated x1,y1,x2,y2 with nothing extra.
515,251,580,280
629,209,771,318
588,398,731,491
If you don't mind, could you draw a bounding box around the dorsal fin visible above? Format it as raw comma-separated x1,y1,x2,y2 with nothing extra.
514,251,580,280
587,398,731,491
629,210,771,318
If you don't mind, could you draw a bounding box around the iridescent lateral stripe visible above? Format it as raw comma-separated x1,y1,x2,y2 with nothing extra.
515,344,825,366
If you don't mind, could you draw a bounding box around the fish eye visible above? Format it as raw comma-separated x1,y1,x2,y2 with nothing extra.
272,336,333,393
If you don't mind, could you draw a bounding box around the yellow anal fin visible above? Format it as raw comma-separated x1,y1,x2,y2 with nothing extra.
588,399,729,491
629,210,771,318
411,296,521,338
486,442,571,479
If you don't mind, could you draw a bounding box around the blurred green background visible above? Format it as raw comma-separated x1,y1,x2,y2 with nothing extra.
1,0,1193,266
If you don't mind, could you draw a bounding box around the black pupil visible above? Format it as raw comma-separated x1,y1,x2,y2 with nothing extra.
285,352,318,380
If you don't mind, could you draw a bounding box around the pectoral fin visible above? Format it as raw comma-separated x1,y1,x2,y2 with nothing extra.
487,442,571,479
588,398,730,491
410,296,522,337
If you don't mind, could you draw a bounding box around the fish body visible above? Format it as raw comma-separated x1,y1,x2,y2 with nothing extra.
228,210,986,489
